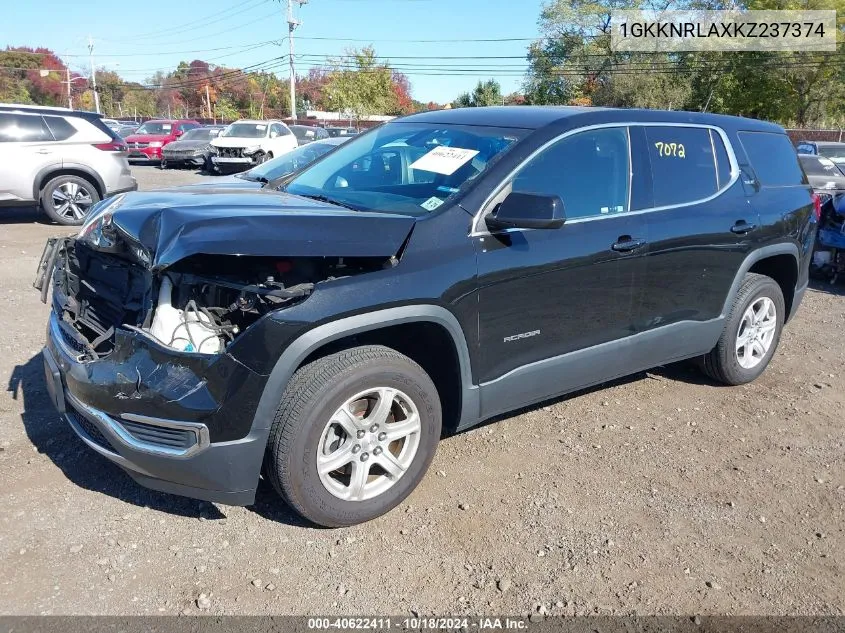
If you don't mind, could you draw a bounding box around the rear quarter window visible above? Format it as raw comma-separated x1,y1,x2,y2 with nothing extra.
43,116,78,141
739,131,806,187
645,126,718,206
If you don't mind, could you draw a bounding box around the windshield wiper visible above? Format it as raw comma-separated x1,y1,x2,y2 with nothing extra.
296,193,359,211
236,173,268,183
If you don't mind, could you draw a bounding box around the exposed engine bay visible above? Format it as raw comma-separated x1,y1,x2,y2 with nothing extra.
41,238,391,360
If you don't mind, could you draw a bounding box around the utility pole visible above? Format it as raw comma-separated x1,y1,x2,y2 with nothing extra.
88,36,100,114
286,0,307,123
205,84,212,122
65,65,73,110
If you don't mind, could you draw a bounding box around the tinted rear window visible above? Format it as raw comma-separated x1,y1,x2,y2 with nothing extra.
645,126,717,206
739,131,805,186
43,115,78,141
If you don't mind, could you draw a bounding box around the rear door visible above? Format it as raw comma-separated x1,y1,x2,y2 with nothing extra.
473,125,649,416
0,113,59,204
634,124,759,361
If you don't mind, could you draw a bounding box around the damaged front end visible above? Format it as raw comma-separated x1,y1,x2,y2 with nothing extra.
34,191,415,503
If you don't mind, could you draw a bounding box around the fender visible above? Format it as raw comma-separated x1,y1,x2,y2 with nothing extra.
33,162,106,201
249,305,481,435
719,242,800,318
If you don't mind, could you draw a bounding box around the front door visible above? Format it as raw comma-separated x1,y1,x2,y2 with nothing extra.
473,126,648,417
0,113,59,204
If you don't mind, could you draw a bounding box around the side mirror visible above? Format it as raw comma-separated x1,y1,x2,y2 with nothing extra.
270,131,279,138
174,129,183,137
486,191,565,231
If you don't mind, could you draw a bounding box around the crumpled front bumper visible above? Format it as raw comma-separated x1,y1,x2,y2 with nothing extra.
43,311,271,505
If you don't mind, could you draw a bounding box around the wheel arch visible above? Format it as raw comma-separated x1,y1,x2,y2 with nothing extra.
721,243,800,323
251,306,480,437
34,164,105,201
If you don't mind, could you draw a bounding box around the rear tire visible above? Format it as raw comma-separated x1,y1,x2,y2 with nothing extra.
699,273,784,385
265,345,441,527
40,175,101,226
160,159,168,170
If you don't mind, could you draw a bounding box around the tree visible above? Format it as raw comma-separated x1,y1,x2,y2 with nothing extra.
214,96,241,122
323,47,396,120
452,79,503,108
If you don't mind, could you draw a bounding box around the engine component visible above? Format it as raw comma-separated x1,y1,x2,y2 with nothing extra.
149,276,223,354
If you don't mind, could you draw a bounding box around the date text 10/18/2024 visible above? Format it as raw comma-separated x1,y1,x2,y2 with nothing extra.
307,617,530,630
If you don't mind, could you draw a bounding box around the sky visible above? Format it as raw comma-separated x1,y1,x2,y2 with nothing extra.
1,0,548,105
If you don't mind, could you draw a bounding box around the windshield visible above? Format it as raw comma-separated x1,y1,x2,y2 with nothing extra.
284,122,526,216
222,123,267,139
135,121,173,135
244,141,338,182
181,127,220,141
818,146,845,161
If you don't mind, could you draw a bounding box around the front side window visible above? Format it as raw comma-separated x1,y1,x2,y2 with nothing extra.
646,126,717,207
222,123,267,139
0,113,53,143
284,122,527,216
509,127,630,220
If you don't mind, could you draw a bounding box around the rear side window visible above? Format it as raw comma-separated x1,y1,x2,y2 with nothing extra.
511,127,630,220
645,126,717,207
43,116,78,141
738,131,806,186
0,113,53,142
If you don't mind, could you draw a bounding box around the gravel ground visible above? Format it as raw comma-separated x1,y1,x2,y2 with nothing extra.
0,165,843,616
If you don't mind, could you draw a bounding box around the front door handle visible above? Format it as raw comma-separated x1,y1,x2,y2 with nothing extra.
611,236,647,253
730,220,757,235
35,149,53,155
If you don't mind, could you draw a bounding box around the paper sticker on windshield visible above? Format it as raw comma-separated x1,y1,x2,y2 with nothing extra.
256,124,266,131
410,146,480,175
421,196,444,211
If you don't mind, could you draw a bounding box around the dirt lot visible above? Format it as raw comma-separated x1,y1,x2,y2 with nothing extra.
0,165,842,616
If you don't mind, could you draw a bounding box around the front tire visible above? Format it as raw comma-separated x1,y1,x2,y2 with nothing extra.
699,273,785,385
265,345,442,527
40,175,101,226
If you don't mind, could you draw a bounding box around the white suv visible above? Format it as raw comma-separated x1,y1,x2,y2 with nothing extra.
210,119,297,172
0,105,137,225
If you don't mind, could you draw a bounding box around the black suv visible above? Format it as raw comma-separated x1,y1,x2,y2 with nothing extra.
36,107,816,527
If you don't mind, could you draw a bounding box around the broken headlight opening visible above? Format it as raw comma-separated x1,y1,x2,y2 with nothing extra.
48,239,390,360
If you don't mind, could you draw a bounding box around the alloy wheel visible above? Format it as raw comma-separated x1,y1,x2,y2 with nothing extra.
51,181,94,221
316,387,421,501
735,296,777,369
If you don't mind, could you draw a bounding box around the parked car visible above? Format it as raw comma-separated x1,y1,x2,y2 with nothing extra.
209,119,297,172
290,124,329,145
796,140,845,164
0,104,136,225
36,106,815,526
124,119,200,163
325,126,358,138
101,118,122,132
160,125,226,170
115,125,138,139
182,137,350,190
798,154,845,197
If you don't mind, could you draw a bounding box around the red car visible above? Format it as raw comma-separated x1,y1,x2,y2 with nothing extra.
124,119,200,163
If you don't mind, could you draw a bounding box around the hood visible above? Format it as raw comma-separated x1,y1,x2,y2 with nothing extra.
99,190,416,270
211,136,264,148
162,139,211,151
125,133,174,143
175,176,263,190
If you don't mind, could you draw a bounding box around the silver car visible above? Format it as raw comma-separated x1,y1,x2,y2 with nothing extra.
0,104,137,225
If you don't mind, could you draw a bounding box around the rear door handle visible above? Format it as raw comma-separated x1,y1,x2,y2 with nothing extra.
730,221,757,235
611,236,647,253
35,149,53,155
